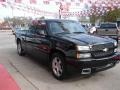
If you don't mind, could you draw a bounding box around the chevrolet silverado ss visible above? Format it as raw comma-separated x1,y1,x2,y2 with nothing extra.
15,19,119,80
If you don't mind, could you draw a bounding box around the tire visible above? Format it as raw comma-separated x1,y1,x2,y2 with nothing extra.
17,41,25,56
51,53,67,80
116,38,119,44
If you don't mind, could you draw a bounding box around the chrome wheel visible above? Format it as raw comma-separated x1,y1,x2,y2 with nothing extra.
17,41,25,56
52,57,63,77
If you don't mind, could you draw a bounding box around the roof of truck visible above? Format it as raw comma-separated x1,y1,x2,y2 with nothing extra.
31,19,78,25
34,19,76,22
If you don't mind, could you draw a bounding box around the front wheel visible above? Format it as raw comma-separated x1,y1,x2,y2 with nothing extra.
17,41,25,56
51,53,66,80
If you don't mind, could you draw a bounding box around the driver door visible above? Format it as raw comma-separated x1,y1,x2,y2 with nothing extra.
32,21,50,61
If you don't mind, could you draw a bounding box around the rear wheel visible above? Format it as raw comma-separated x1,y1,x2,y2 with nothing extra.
51,53,66,80
17,41,25,56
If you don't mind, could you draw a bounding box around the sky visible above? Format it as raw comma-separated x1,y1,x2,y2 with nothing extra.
0,0,90,19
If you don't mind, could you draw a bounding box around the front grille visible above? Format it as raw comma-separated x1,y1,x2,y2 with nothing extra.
91,43,115,58
92,43,114,51
91,49,114,58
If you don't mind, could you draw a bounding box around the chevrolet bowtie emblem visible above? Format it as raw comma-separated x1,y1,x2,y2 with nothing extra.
103,48,108,52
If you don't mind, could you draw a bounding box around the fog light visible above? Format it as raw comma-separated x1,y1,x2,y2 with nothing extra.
114,48,119,52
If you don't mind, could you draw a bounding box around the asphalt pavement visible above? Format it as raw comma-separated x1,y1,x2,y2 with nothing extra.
0,31,120,90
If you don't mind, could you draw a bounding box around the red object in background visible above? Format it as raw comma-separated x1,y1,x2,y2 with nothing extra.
15,0,22,3
43,0,50,5
60,3,70,12
0,0,5,2
0,65,20,90
60,3,64,10
29,0,36,4
112,55,120,60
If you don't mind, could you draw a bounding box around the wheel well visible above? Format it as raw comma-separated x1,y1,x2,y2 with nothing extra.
49,49,65,61
17,38,21,44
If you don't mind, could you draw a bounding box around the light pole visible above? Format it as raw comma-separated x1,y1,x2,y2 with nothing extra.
11,5,14,17
59,2,63,19
59,9,61,19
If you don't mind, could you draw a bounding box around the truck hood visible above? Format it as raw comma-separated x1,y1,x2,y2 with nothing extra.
58,33,113,45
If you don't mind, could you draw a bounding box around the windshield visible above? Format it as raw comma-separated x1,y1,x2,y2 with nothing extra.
48,20,87,35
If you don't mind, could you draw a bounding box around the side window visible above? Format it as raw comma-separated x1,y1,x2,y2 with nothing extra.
29,25,36,33
49,22,63,34
36,21,47,35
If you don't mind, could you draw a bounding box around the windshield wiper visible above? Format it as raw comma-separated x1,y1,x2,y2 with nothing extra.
73,32,85,34
55,31,70,35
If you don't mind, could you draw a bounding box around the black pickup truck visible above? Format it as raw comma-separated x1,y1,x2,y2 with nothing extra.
15,19,119,80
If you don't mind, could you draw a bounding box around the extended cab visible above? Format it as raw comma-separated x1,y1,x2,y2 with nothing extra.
15,19,119,80
92,23,119,42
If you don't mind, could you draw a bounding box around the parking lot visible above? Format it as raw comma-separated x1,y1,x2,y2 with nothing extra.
0,31,120,90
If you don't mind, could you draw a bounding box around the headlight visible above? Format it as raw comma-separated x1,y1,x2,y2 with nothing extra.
77,46,90,51
77,53,91,58
114,41,117,46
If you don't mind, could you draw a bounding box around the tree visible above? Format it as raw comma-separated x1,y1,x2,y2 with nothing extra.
90,14,100,25
103,9,120,22
4,17,32,27
39,16,45,19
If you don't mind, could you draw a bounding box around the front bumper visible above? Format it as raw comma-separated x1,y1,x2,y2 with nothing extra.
66,53,120,73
